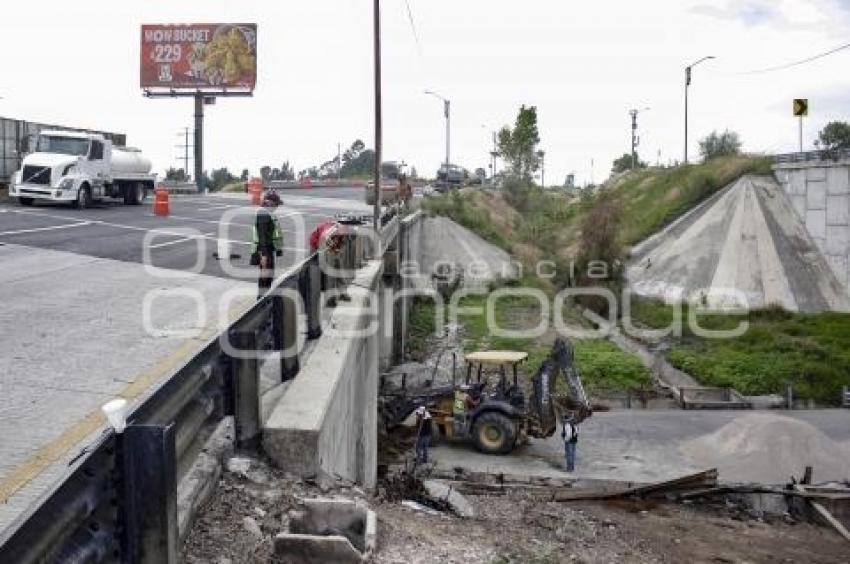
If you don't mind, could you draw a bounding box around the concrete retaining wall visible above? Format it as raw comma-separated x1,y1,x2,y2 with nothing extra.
262,213,425,489
774,160,850,290
264,261,383,488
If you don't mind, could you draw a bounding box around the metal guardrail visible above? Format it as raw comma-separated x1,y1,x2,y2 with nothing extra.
773,149,850,164
0,234,371,562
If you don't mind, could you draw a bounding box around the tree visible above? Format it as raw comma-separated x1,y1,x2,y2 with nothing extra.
165,167,188,181
209,167,237,191
816,121,850,150
497,105,541,181
611,153,645,174
699,130,742,161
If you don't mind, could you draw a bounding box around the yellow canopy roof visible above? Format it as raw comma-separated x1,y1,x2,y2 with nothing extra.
465,351,528,365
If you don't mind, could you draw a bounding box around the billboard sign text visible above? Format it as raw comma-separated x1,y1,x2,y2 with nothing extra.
141,24,257,90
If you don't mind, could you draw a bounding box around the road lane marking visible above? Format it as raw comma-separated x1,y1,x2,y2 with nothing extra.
147,231,218,249
0,293,258,505
0,221,92,236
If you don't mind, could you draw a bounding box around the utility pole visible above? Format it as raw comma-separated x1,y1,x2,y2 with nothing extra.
684,55,715,164
337,142,342,182
629,108,649,169
373,0,382,232
176,127,193,179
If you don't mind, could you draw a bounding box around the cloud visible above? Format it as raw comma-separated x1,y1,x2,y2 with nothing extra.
691,1,780,26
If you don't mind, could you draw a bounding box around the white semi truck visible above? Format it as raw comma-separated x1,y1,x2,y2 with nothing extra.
9,130,155,208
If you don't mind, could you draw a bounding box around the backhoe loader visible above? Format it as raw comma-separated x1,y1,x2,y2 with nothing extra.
379,338,591,455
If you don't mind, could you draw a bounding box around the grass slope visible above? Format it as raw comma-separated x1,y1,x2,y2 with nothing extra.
631,299,850,404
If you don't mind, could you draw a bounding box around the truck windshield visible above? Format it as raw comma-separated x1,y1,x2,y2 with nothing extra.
36,136,90,156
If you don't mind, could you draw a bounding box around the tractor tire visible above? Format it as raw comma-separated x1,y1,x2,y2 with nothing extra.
472,411,517,455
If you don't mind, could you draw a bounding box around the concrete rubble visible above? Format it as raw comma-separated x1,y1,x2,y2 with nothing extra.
422,479,477,518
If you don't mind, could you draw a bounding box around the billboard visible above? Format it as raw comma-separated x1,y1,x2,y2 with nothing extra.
141,24,257,90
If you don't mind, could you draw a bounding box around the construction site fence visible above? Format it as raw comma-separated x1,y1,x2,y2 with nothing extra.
773,148,850,165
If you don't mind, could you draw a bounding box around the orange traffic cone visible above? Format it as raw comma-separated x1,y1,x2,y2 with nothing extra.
153,187,170,216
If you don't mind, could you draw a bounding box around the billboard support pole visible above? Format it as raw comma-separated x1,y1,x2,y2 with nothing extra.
194,94,204,193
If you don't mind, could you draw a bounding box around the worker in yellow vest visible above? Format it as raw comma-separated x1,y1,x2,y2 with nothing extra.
252,191,283,297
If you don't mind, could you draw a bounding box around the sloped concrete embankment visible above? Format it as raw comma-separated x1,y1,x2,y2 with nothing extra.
628,175,849,312
421,216,518,286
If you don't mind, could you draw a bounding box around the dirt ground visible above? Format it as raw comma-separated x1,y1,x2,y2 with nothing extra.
375,493,848,564
182,454,848,564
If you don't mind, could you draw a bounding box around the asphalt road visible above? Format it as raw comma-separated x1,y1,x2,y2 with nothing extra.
0,185,371,535
432,409,850,484
0,186,371,280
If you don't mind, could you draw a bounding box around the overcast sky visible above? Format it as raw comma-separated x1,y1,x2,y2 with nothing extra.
1,0,849,185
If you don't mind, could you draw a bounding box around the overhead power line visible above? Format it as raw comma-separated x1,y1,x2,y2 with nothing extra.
737,40,850,75
404,0,424,57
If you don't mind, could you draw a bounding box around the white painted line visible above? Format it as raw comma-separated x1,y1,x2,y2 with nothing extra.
4,208,308,251
166,214,254,228
0,222,91,236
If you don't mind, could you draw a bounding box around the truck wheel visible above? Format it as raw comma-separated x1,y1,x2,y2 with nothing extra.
134,183,146,205
472,412,517,455
122,184,133,205
18,197,34,206
74,185,91,210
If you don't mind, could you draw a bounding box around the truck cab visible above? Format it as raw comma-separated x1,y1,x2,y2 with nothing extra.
9,131,154,208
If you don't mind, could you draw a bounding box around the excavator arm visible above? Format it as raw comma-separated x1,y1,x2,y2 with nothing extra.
529,338,592,438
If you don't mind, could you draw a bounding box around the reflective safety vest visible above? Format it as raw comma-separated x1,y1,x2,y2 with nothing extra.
252,211,283,254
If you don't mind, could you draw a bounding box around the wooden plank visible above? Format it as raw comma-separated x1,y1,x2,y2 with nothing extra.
795,485,850,542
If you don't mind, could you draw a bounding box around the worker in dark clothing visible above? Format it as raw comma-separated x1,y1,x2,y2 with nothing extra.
414,405,433,464
561,413,580,472
252,191,283,297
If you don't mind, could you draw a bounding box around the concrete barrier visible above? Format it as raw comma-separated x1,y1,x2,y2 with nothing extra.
264,261,383,488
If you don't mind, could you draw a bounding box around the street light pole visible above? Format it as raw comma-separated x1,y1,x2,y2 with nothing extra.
684,55,715,164
425,90,450,167
482,125,498,183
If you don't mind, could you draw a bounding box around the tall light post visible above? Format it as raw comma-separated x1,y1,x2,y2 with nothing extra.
629,107,650,169
425,90,450,168
482,124,498,183
684,55,714,164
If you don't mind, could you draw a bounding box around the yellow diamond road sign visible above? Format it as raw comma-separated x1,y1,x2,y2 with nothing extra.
793,98,808,117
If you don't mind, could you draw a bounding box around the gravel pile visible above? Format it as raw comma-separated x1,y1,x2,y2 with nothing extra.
681,413,850,484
